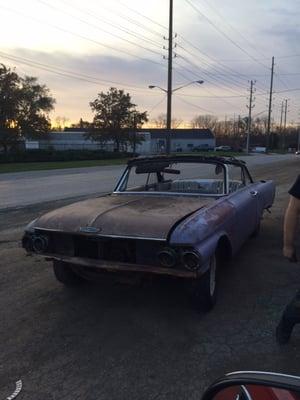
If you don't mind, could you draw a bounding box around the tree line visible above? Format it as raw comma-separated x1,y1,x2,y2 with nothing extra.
1,63,298,153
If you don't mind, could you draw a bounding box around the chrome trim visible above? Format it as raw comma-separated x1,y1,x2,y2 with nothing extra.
240,385,252,400
34,227,166,241
226,371,300,381
224,164,229,194
95,234,166,241
113,191,224,198
48,254,199,278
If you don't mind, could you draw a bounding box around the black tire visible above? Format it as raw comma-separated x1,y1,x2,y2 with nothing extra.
53,260,84,286
191,254,218,312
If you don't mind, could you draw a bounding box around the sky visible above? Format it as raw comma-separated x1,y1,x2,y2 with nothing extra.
0,0,299,126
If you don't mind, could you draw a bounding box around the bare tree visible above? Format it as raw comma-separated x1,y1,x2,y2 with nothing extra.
191,114,218,130
151,113,183,128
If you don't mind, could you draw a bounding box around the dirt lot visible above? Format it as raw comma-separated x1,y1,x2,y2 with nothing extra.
0,159,300,400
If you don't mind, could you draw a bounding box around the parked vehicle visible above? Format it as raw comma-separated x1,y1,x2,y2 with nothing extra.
22,155,275,310
215,145,232,152
192,145,214,152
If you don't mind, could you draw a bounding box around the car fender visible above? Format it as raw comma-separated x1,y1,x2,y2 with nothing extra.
194,231,232,273
170,198,236,247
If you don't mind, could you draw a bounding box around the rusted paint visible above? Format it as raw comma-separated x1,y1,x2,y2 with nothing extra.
33,195,214,240
49,254,199,278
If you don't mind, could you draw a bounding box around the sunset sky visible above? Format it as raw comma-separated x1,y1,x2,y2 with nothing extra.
0,0,299,126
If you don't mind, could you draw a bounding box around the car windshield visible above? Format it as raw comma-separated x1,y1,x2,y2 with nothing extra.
116,161,226,195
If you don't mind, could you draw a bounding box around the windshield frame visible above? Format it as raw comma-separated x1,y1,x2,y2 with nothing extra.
113,160,231,196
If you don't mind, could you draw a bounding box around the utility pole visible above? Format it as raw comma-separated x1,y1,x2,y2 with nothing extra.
246,80,255,154
166,0,173,153
266,56,275,151
282,99,288,150
279,100,284,132
284,99,288,129
279,100,284,149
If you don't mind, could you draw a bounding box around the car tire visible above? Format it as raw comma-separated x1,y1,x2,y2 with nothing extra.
53,260,84,286
191,254,218,312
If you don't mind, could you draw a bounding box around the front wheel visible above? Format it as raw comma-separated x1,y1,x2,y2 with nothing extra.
53,260,84,286
190,254,218,312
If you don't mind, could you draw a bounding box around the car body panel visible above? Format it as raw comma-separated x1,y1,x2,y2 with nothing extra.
23,155,276,280
33,194,214,240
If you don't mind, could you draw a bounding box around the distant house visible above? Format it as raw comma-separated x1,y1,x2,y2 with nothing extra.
26,128,215,154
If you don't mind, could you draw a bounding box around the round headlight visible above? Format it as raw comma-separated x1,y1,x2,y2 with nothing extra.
158,248,178,268
32,235,49,253
182,251,201,271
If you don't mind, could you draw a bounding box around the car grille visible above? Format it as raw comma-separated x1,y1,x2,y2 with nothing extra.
36,231,166,266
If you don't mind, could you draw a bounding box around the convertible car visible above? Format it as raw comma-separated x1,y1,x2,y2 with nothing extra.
22,155,275,310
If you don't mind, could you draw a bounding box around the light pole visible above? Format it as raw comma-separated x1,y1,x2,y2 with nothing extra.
148,80,204,153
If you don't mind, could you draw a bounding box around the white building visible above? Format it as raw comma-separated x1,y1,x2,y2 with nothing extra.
27,128,215,154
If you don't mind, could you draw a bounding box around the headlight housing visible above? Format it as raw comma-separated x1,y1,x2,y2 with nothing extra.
182,250,201,271
158,247,178,268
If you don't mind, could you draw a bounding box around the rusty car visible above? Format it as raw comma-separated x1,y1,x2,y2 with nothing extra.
22,155,275,310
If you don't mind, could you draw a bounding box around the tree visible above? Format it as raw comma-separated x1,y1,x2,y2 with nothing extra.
0,64,55,152
87,87,148,152
151,113,182,129
53,116,69,131
70,118,92,129
191,114,218,130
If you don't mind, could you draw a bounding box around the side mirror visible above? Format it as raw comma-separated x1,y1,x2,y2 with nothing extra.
202,371,300,400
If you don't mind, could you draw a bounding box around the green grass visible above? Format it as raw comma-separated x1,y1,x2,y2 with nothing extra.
0,158,128,174
0,151,249,174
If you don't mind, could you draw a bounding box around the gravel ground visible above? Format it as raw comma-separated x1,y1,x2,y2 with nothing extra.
0,158,299,400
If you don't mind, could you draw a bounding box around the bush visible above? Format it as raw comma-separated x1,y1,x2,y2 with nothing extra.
0,149,131,163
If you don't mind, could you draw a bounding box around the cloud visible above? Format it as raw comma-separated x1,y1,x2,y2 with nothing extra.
1,0,299,124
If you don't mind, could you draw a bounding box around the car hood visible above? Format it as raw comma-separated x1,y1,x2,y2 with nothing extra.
32,194,214,240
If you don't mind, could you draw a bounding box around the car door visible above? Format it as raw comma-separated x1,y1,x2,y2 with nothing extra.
226,165,258,248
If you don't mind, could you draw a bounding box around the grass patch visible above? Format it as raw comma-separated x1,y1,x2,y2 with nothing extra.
0,158,128,174
0,151,249,174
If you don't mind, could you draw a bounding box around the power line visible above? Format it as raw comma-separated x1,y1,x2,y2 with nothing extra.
54,0,164,50
36,0,164,57
174,58,249,97
0,4,166,68
175,95,215,114
90,0,166,39
177,48,250,93
114,0,168,32
184,0,270,70
0,51,164,95
198,0,268,60
148,95,167,115
177,35,270,92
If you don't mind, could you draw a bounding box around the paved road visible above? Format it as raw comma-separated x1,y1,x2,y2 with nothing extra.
0,159,299,400
0,154,295,209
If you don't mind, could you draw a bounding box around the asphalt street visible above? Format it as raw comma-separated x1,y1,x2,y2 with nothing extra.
0,156,299,400
0,154,295,209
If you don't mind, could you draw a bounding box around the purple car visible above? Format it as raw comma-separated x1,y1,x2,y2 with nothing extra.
22,155,275,311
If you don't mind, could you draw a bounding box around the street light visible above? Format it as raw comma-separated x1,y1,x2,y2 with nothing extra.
148,80,204,153
148,80,204,94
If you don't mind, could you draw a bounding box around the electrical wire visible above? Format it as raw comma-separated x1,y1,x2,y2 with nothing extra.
36,0,164,57
0,51,164,95
184,0,270,70
0,4,166,68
